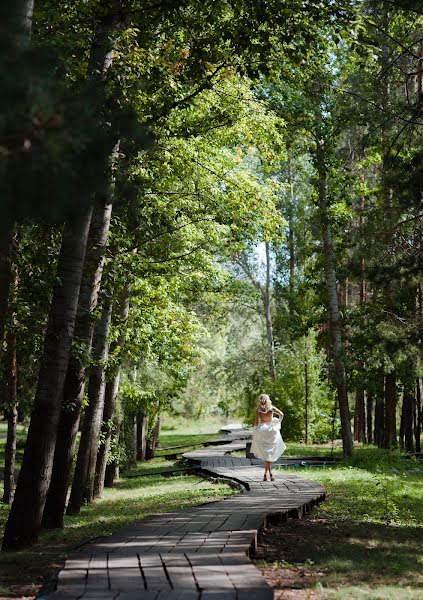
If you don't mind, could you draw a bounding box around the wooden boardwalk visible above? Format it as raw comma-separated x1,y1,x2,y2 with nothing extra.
47,428,325,600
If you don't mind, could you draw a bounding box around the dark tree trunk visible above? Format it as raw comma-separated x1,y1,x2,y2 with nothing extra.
0,227,14,355
354,387,366,443
415,379,421,453
366,392,373,445
2,210,93,550
42,201,113,529
67,293,113,514
374,396,385,448
316,139,353,458
93,285,130,497
3,267,18,504
105,422,120,487
136,413,147,461
93,378,118,498
383,372,397,448
127,414,137,468
145,413,161,460
402,389,414,453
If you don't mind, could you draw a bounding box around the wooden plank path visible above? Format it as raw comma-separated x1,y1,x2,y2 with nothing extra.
47,427,325,600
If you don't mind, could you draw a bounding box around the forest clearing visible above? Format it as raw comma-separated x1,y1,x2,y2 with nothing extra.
0,0,422,599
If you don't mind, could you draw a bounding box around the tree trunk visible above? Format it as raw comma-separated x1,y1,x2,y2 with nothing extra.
93,285,131,497
42,200,113,529
3,267,18,504
354,387,366,443
263,242,276,381
127,414,137,468
0,227,14,356
383,372,397,448
2,209,93,550
105,422,120,487
415,379,421,453
366,392,373,445
402,389,414,453
287,156,295,312
136,412,147,461
374,395,385,448
66,292,113,514
304,358,309,444
316,140,353,458
145,415,160,461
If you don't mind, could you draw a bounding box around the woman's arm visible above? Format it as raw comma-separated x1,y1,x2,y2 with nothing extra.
254,409,260,426
272,406,284,419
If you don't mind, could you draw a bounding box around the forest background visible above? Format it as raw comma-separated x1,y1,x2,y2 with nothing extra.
0,0,421,552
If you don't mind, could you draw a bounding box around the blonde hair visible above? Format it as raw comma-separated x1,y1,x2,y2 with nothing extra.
257,393,272,412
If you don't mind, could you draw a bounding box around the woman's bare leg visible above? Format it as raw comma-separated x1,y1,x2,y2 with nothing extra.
263,461,270,480
269,463,275,480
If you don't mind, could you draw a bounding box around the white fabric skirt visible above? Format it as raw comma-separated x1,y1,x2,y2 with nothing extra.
251,417,286,463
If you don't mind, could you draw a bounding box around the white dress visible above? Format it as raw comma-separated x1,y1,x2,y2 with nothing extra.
251,416,286,463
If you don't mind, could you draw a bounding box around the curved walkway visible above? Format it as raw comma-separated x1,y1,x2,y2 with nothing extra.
47,429,325,600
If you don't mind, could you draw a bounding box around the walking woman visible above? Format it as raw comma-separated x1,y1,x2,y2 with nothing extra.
251,393,286,481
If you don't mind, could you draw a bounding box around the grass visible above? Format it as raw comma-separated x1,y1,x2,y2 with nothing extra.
0,421,237,598
255,445,423,600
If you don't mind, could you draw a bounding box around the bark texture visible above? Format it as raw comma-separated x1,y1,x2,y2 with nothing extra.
354,387,366,443
383,372,397,448
2,209,92,549
366,392,373,445
415,379,421,453
67,292,113,514
401,389,414,452
374,395,385,448
42,201,112,529
93,286,131,497
2,268,18,504
137,413,147,461
316,140,353,457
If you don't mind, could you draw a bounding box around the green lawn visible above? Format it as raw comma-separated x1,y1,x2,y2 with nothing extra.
255,446,423,600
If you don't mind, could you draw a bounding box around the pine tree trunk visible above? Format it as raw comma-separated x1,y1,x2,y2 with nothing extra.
2,209,93,550
3,335,18,503
354,387,366,443
136,413,147,461
0,227,14,355
415,379,421,453
3,267,18,504
383,372,397,448
93,285,130,497
316,140,353,458
366,392,373,445
42,201,113,529
374,395,385,448
402,389,414,453
67,293,113,514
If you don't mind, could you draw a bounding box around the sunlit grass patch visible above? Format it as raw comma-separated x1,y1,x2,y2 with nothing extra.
255,446,423,599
